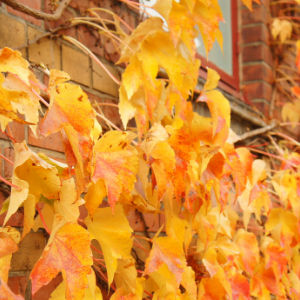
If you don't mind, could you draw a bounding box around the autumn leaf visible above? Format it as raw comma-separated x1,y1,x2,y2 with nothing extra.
271,18,292,43
144,236,185,285
85,204,133,286
282,100,300,129
0,47,32,84
49,270,102,300
39,79,95,194
4,142,61,225
204,68,220,91
84,180,106,218
114,258,137,294
0,227,20,282
229,273,250,300
234,229,259,276
193,0,224,55
30,223,93,300
92,131,139,211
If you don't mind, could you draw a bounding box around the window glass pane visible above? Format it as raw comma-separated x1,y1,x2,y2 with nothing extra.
195,0,233,75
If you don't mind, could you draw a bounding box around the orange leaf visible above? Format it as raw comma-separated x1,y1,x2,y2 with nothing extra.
234,229,259,276
144,236,184,285
0,232,18,258
230,273,250,300
30,223,92,300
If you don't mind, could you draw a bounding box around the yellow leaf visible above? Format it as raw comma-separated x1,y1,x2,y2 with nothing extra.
4,142,61,225
0,227,20,282
204,68,220,91
0,47,32,84
85,204,133,286
49,270,103,300
54,178,82,223
84,180,106,218
271,18,292,43
114,258,137,294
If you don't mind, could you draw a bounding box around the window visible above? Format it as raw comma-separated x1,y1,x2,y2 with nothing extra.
195,0,239,90
139,0,239,91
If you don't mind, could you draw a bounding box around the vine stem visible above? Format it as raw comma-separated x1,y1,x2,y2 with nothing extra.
0,175,21,191
6,125,16,143
63,36,121,85
132,234,152,242
0,129,17,143
133,242,150,254
249,148,299,168
90,244,104,256
0,153,14,165
88,7,133,32
35,204,51,234
92,263,116,291
92,103,119,108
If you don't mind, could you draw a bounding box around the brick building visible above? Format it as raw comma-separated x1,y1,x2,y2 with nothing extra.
0,0,294,298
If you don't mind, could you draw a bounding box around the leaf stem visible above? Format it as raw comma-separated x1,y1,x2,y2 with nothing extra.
0,175,21,191
132,234,152,242
91,244,104,256
35,204,51,234
133,242,150,253
63,36,121,85
2,127,17,143
0,153,14,165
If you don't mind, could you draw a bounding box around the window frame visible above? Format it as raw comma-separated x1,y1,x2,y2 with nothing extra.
196,0,239,92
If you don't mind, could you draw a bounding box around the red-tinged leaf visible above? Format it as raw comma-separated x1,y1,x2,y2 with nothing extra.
230,273,250,300
39,81,95,194
0,232,18,258
30,223,92,300
234,229,259,276
144,236,184,285
197,91,230,137
265,243,288,274
0,277,24,300
92,132,139,212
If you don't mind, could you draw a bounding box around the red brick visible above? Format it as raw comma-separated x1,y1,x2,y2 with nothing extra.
44,0,76,37
239,0,269,9
69,0,89,13
104,38,121,64
241,5,270,25
120,11,136,35
77,25,104,57
7,0,41,25
242,81,273,102
251,100,270,119
242,63,273,85
0,190,24,227
104,98,122,129
4,147,14,179
242,43,274,67
241,25,269,45
127,209,159,232
0,122,25,143
32,273,63,300
28,127,64,153
88,0,115,20
7,276,28,298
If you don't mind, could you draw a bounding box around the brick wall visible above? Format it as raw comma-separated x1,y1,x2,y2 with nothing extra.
239,0,276,119
0,0,292,298
0,0,142,298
